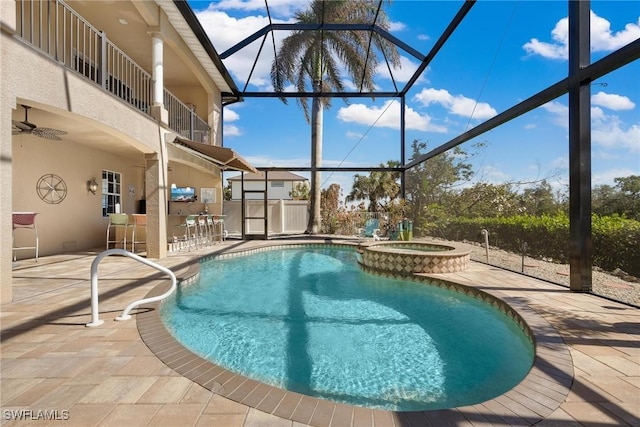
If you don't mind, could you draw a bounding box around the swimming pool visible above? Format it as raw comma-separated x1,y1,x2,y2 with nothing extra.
161,245,534,411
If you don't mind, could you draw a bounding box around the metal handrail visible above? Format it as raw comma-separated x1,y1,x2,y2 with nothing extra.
86,249,176,327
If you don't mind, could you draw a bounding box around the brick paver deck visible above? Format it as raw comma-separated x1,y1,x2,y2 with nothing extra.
2,238,638,426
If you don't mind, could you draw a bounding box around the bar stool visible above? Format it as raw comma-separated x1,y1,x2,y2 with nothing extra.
205,214,215,244
12,212,39,262
106,213,130,250
197,214,209,246
213,215,225,242
130,214,147,253
173,214,198,251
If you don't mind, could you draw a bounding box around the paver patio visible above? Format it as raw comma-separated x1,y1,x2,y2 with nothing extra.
2,238,638,426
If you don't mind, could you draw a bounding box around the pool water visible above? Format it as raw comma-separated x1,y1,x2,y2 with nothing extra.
161,246,534,411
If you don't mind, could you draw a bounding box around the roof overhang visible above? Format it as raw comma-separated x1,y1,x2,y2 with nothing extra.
170,137,258,174
166,0,242,104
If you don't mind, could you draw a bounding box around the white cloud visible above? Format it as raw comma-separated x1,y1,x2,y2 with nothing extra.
550,156,568,170
195,8,293,90
337,100,447,132
524,123,536,130
197,4,422,91
389,21,406,32
376,55,425,84
593,168,638,186
592,91,635,110
223,124,242,136
243,154,310,167
413,88,497,120
543,101,640,153
239,156,361,182
476,165,511,183
542,101,568,126
591,13,640,51
523,11,640,59
591,106,606,122
224,109,240,122
417,34,430,41
346,131,364,140
212,0,304,17
592,120,640,152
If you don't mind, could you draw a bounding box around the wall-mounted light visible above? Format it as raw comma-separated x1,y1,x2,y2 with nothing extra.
87,178,98,195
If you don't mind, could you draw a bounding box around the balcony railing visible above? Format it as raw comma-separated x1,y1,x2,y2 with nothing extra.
14,0,210,143
164,91,210,143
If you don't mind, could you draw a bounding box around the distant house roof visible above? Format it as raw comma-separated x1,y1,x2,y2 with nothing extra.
228,171,308,182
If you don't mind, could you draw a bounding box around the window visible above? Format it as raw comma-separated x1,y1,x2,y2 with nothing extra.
271,181,284,188
102,170,122,217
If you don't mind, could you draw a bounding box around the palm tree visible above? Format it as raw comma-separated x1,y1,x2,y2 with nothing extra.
271,0,400,233
347,160,401,212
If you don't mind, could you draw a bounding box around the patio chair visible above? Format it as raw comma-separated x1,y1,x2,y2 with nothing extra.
358,218,381,241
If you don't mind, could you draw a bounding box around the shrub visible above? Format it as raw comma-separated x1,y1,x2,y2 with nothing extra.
437,213,640,276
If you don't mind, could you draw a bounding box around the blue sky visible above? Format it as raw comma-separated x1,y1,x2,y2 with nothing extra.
188,0,639,197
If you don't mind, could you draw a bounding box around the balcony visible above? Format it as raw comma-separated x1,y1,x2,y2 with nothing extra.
14,0,210,143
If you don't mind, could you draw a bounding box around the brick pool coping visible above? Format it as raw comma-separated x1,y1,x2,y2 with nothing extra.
137,243,574,426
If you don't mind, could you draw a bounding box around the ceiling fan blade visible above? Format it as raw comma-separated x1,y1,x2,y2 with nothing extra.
33,127,68,140
12,120,35,132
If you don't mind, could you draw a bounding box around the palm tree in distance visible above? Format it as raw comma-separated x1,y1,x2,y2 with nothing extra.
271,0,400,233
347,160,402,212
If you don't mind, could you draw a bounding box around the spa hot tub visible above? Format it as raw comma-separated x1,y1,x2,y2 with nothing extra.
359,241,471,274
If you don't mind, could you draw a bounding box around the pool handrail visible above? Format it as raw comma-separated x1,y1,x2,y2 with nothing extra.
86,248,177,327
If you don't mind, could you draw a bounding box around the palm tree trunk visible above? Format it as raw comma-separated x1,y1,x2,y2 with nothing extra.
308,96,323,233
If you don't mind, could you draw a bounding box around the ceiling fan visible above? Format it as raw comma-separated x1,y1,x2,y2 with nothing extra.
12,105,68,140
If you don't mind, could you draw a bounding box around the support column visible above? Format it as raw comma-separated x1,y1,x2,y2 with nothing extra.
1,102,14,304
400,96,406,198
145,153,168,259
149,31,168,125
1,0,17,303
568,0,592,292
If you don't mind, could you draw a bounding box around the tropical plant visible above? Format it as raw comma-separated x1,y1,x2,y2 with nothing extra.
271,0,400,233
346,160,401,212
289,182,310,200
593,175,640,220
320,183,342,233
405,139,475,234
223,181,232,201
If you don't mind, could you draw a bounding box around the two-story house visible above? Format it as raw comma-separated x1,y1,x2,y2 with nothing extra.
1,0,256,303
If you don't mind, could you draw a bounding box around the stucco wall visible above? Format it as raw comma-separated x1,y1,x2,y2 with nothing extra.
11,136,148,257
2,32,169,300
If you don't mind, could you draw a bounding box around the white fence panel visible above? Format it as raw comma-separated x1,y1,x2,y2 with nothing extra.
223,200,308,236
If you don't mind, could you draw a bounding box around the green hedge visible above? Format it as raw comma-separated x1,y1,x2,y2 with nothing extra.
432,214,640,276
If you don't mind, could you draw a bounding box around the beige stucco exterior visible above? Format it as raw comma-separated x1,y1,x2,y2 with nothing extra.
1,0,245,303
